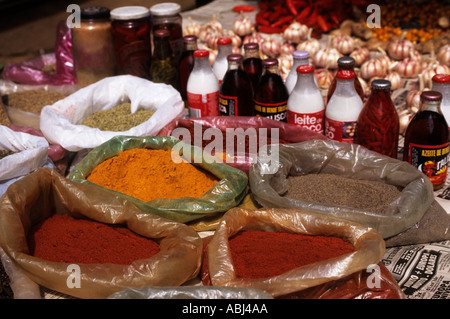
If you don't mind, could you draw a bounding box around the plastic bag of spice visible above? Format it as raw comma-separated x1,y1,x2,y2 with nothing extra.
157,116,327,175
202,207,400,298
69,135,248,224
0,167,203,299
249,139,434,239
40,75,185,152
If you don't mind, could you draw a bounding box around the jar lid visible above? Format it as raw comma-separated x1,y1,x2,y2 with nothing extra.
296,64,314,74
217,37,232,46
194,49,209,58
183,35,198,42
154,29,170,38
336,70,355,80
150,2,181,16
263,58,278,67
81,6,110,20
432,74,450,84
110,6,149,20
244,42,259,50
337,56,355,67
293,50,309,60
227,54,243,62
371,79,391,89
421,90,442,102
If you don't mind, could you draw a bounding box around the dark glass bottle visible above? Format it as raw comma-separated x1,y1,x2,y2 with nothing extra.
403,91,450,190
356,79,399,159
253,58,289,122
243,42,263,94
219,54,254,116
178,35,198,101
327,56,365,104
150,29,177,88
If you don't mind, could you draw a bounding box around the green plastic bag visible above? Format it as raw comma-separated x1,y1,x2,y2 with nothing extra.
69,135,248,224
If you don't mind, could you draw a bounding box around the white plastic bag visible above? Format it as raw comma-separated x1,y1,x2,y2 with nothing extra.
40,75,185,152
0,125,49,181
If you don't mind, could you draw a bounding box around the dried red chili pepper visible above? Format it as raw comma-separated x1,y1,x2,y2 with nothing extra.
232,5,258,13
296,6,313,23
258,25,284,34
286,0,299,16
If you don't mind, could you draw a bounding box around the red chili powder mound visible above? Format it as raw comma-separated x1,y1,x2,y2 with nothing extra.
228,230,355,279
27,214,160,265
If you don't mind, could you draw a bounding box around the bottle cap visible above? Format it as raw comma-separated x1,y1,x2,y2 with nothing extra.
293,50,309,60
421,90,442,102
263,58,278,67
337,56,355,68
296,64,314,74
80,6,110,20
336,70,355,80
183,35,197,43
154,29,170,38
193,49,209,58
227,54,243,62
217,37,232,46
244,42,259,50
371,79,391,89
149,2,181,16
111,6,149,20
432,74,450,84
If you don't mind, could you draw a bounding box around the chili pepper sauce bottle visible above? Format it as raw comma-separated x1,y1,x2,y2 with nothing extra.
327,57,365,104
187,49,220,118
285,50,310,94
287,64,324,134
325,70,364,143
150,29,177,88
243,42,263,93
403,91,450,190
254,58,289,122
432,74,450,129
110,6,152,79
355,79,399,158
219,54,254,116
212,37,233,85
178,35,198,101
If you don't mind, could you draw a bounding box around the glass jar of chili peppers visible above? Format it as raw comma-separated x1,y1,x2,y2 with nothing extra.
355,79,399,159
149,3,183,61
110,6,152,79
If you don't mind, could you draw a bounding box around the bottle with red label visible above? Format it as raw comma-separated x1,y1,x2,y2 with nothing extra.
355,79,399,159
254,58,289,122
178,35,198,101
187,49,220,118
219,54,254,116
243,42,263,93
212,37,233,84
432,74,450,129
287,64,324,134
110,6,151,79
403,91,450,190
325,70,364,143
326,56,365,104
285,50,310,94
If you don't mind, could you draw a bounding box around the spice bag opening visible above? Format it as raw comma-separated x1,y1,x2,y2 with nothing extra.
68,135,249,224
206,207,386,298
249,139,434,239
39,75,185,152
0,167,203,299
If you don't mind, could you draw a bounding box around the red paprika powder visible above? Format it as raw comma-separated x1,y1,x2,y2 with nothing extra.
228,230,355,279
27,214,160,265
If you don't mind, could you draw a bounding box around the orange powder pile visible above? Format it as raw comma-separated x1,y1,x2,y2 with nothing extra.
87,148,218,202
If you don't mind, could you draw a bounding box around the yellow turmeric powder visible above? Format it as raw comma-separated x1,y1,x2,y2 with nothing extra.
87,148,218,202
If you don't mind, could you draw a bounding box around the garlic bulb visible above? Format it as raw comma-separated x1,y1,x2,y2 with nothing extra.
315,68,335,90
398,109,414,135
280,42,296,57
223,29,242,48
282,22,309,44
332,35,355,55
360,58,387,80
314,48,342,69
208,49,218,66
296,28,320,56
350,47,370,66
406,75,428,113
243,32,265,47
261,36,281,58
395,58,422,78
358,76,370,96
206,14,223,34
384,71,403,90
410,49,423,63
232,12,255,37
387,39,414,60
437,44,450,67
183,16,201,36
278,55,293,81
205,30,222,50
